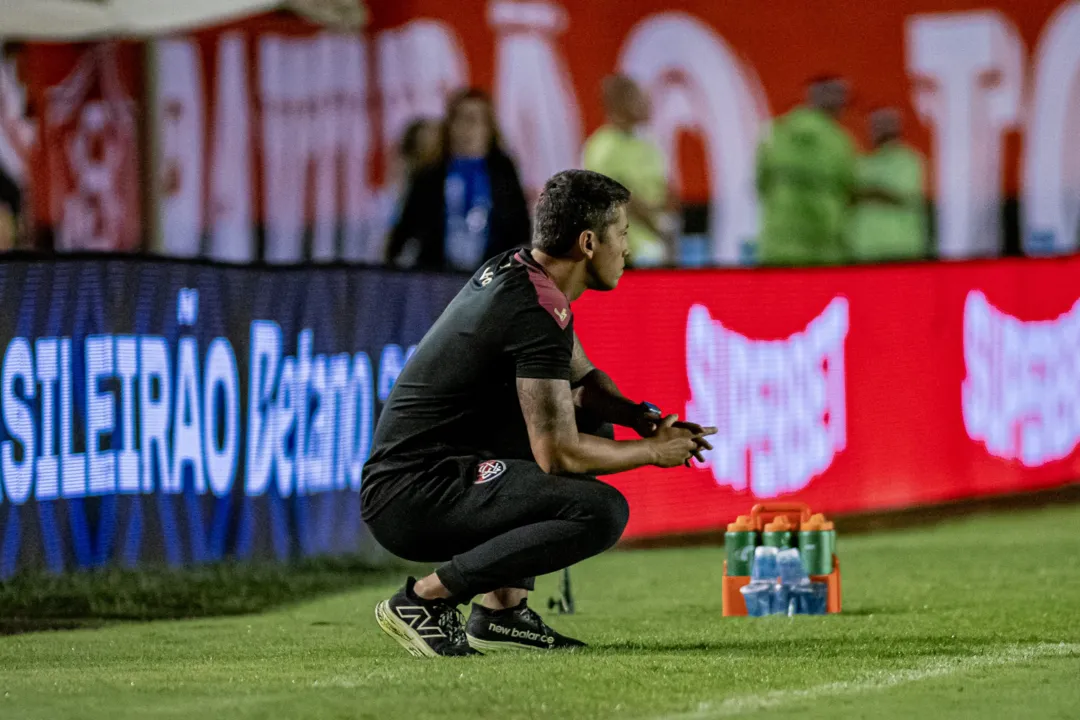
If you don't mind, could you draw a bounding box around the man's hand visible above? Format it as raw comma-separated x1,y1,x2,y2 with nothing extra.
519,377,668,476
647,415,717,468
630,403,662,438
675,420,716,465
634,407,715,463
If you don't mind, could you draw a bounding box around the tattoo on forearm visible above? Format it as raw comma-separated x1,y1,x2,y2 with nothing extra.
517,378,574,437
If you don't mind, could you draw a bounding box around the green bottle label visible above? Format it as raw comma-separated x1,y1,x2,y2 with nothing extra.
725,531,757,575
762,530,793,549
798,530,835,575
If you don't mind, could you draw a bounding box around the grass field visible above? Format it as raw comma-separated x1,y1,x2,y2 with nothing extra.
1,505,1079,719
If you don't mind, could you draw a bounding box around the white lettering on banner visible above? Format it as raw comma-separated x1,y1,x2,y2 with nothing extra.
376,20,468,167
259,33,373,264
685,299,849,497
336,37,371,263
906,12,1023,259
338,351,373,491
0,304,413,505
139,336,171,493
260,36,307,264
489,1,582,196
617,13,769,266
204,338,240,497
2,338,35,505
34,339,60,500
293,331,313,495
246,321,281,498
1022,2,1080,256
962,291,1080,467
58,339,86,498
46,44,138,252
155,34,256,262
86,335,116,495
0,50,35,187
172,336,205,494
272,356,296,496
208,33,255,263
116,336,140,494
156,39,205,258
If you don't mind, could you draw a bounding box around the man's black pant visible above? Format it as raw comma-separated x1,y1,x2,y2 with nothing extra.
363,419,629,604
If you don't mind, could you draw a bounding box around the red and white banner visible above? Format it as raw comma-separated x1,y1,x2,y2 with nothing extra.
6,2,1079,260
152,15,377,263
573,256,1080,538
19,42,143,252
143,0,1080,264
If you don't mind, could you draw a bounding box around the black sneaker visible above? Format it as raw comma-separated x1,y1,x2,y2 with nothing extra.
465,599,586,653
374,577,478,658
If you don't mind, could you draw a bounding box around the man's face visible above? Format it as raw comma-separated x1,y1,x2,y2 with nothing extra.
449,99,492,158
811,79,849,118
414,121,441,165
585,205,629,291
626,85,651,125
869,109,901,147
606,77,651,128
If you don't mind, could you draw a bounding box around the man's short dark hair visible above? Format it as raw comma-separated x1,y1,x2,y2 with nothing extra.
533,170,630,257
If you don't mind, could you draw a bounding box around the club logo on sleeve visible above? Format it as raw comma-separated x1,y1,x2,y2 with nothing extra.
475,460,507,484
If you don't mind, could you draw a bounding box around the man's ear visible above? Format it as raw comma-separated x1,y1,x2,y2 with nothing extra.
579,230,596,258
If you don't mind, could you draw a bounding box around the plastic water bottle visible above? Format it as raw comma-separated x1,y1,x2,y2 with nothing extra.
750,546,779,582
740,582,775,617
798,513,836,576
775,548,805,616
725,515,757,576
762,516,795,549
791,582,829,615
777,548,810,586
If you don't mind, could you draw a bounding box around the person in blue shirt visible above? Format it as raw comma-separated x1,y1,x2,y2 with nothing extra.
386,88,531,272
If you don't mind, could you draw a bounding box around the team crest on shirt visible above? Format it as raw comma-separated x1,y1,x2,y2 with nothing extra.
475,460,506,484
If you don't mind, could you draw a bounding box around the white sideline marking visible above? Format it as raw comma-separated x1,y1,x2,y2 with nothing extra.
655,643,1080,719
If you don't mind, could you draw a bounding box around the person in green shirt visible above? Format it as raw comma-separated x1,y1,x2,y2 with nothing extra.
583,74,677,267
755,77,857,266
848,107,929,262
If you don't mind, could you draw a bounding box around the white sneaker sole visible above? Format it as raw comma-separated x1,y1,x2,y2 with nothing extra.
375,600,439,659
466,633,550,653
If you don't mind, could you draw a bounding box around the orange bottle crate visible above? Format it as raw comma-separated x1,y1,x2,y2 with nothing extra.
721,502,842,616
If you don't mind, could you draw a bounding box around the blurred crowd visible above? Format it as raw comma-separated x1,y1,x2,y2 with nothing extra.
383,88,531,271
0,50,927,271
756,76,928,267
383,74,928,273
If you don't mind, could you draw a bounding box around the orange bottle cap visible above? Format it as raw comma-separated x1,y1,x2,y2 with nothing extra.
764,516,793,532
802,513,835,531
727,515,754,532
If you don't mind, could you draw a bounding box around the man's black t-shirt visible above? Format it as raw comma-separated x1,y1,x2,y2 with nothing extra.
361,249,574,519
